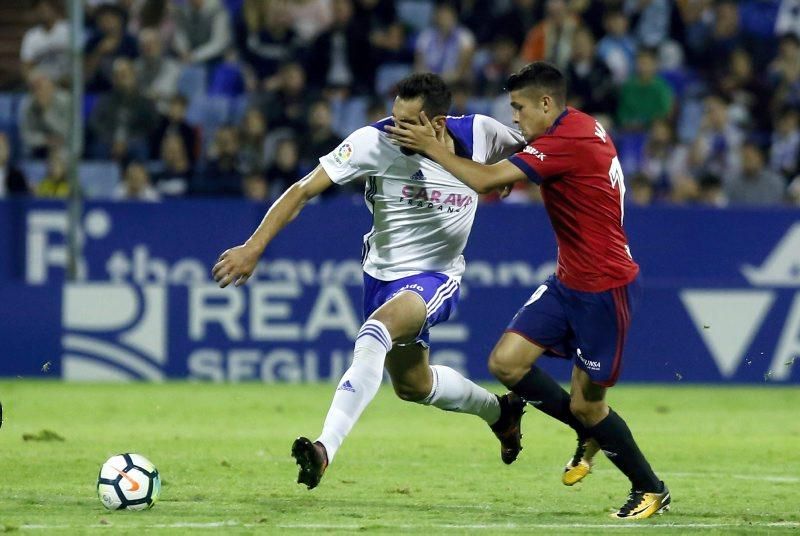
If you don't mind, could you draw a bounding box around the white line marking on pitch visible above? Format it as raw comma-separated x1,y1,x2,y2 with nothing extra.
16,521,800,530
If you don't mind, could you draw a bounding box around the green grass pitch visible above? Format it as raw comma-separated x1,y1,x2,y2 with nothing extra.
0,381,798,534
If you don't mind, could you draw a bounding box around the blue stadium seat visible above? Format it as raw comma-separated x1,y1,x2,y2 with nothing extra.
229,94,252,123
186,95,231,129
331,97,368,138
397,0,434,33
83,93,99,122
177,65,208,100
19,160,47,186
208,63,246,97
80,161,121,198
375,63,413,96
0,93,22,130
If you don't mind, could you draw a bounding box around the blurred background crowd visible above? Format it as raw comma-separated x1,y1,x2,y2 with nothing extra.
0,0,798,206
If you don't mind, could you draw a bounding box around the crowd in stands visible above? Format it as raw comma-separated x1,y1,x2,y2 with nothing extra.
1,0,799,207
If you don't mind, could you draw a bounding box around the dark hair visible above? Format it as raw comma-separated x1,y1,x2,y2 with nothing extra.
505,62,567,106
396,73,452,117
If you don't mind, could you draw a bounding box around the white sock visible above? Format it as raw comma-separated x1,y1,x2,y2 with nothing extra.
316,319,392,463
421,365,501,424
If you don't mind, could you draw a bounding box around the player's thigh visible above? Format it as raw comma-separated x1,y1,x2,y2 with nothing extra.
570,280,638,388
368,290,428,344
385,343,432,401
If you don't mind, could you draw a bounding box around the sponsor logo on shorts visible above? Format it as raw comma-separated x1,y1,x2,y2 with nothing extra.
577,348,601,371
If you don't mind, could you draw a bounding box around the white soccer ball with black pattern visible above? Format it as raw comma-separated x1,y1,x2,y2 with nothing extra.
97,453,161,510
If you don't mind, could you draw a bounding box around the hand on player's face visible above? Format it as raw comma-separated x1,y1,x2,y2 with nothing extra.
386,111,440,153
211,244,258,288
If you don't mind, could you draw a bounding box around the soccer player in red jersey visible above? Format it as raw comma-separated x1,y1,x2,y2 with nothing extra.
387,62,670,520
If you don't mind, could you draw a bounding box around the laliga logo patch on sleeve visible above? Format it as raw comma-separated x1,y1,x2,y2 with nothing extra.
332,142,354,166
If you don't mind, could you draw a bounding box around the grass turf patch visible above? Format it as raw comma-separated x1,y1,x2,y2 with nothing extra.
0,381,798,533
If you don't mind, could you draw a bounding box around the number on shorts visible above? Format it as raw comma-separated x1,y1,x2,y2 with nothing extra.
524,284,548,307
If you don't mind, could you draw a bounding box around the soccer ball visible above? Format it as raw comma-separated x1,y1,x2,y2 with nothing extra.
97,453,161,510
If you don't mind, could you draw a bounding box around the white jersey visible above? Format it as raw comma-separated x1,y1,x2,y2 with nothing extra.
319,114,525,281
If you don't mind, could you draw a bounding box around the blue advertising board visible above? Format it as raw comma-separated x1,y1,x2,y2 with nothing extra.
1,198,799,383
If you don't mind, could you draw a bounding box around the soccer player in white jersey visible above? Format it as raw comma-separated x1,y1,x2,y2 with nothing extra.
212,73,527,489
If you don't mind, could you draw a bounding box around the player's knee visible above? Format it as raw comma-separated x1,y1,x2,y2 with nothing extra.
569,398,606,427
488,348,524,386
392,381,428,403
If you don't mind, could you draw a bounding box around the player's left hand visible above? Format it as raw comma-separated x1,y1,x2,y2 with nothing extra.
386,111,441,154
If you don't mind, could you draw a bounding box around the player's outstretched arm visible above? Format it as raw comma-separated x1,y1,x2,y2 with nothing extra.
387,112,526,194
212,165,334,288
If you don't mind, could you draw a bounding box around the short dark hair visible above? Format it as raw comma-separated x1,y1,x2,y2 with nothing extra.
396,73,452,117
505,62,567,106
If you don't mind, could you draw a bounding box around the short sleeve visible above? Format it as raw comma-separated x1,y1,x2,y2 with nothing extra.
319,127,388,185
471,115,526,164
507,135,574,184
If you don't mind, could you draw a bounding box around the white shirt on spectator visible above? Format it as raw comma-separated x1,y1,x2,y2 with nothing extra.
20,21,70,81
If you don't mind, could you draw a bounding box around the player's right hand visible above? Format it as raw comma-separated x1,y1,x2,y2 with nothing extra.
212,244,260,288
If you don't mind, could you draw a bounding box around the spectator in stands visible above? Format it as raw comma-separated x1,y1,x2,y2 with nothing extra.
285,0,334,44
113,160,160,201
520,0,580,69
88,57,157,161
306,0,375,95
640,119,690,198
128,0,176,45
770,107,800,182
699,0,743,77
490,0,540,47
238,0,297,89
194,125,243,196
242,172,269,201
449,82,482,117
84,4,139,92
20,0,70,84
0,133,29,197
776,0,800,39
353,0,396,35
564,27,616,117
35,150,69,198
769,34,800,109
173,0,232,66
151,94,197,163
725,142,786,205
19,70,70,158
237,0,298,87
475,35,521,98
697,173,727,207
414,2,476,84
616,48,674,131
265,137,301,196
135,28,181,113
300,100,339,172
371,21,414,66
715,48,770,132
259,61,312,133
629,0,672,48
238,108,268,175
153,132,192,197
690,94,744,179
596,8,637,85
366,98,388,123
629,173,655,206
